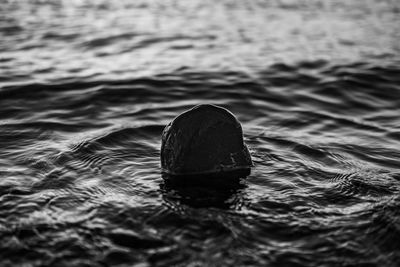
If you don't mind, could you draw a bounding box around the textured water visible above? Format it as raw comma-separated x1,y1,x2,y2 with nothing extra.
1,1,400,266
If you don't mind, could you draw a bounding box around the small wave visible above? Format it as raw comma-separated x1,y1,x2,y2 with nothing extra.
327,172,395,199
366,197,400,259
108,229,166,249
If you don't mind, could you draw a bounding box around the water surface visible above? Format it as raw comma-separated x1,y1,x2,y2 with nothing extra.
1,1,400,266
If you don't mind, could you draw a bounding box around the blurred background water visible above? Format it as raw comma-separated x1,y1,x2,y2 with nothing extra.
1,0,400,266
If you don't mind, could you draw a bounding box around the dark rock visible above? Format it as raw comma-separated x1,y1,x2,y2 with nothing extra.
160,104,252,180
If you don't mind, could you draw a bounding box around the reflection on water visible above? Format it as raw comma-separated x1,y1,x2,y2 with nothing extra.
160,175,248,209
1,0,400,266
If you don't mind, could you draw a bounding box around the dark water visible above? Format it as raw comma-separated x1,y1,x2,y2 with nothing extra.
1,1,400,266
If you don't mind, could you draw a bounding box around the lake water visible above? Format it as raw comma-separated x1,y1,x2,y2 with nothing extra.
1,0,400,266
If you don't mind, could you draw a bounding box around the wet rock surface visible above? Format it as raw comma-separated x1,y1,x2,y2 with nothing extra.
161,104,252,178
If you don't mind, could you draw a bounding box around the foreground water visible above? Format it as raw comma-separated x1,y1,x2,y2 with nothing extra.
1,1,400,266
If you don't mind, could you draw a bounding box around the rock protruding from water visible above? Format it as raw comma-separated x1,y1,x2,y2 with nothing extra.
161,104,252,181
